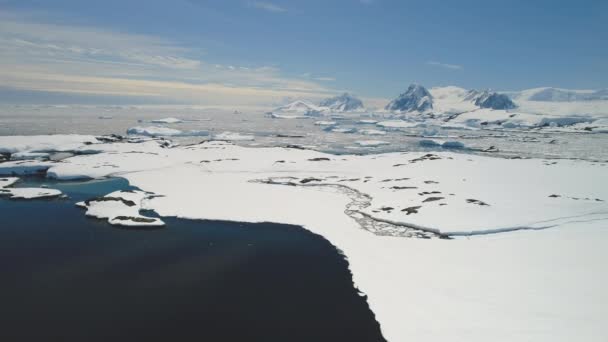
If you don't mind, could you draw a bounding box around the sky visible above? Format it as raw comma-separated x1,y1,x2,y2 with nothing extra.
0,0,607,107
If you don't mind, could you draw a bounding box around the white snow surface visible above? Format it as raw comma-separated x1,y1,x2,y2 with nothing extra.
1,136,608,342
0,134,97,153
213,131,255,141
0,176,62,199
77,190,164,227
314,120,337,126
400,86,608,133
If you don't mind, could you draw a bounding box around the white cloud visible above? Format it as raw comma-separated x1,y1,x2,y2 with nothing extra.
250,1,287,13
314,77,336,82
0,10,340,107
301,73,336,82
426,61,464,70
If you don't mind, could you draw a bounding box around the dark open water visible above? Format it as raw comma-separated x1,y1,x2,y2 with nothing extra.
0,178,386,342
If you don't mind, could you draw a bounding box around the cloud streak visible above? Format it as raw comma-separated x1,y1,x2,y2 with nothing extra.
0,9,340,107
426,61,464,70
250,2,287,13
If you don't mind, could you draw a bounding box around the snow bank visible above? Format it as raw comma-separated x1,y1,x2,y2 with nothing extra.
0,134,97,154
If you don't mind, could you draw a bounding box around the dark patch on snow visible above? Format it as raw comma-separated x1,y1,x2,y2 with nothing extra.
419,191,441,196
474,91,516,110
466,199,489,206
113,216,157,223
84,196,137,207
410,154,441,163
401,206,421,215
300,178,323,184
308,157,331,162
422,197,444,203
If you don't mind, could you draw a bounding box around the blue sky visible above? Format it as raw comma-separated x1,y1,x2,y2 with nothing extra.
0,0,606,106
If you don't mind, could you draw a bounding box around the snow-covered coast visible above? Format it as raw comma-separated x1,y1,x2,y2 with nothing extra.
1,134,606,341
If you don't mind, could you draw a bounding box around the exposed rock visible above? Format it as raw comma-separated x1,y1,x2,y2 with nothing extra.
401,206,422,215
474,91,516,110
422,197,444,203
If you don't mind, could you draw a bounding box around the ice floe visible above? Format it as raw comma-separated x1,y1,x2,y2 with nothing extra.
150,117,183,124
314,120,337,126
358,129,387,136
77,190,164,227
127,126,209,137
0,176,62,199
355,140,390,147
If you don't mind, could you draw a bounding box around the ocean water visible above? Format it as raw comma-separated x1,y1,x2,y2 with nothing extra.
1,104,607,161
0,178,386,342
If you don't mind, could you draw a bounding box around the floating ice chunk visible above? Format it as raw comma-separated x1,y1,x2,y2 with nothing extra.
0,160,54,176
441,141,465,149
356,119,378,124
77,190,164,227
151,117,183,124
331,127,357,134
314,120,337,126
0,176,62,199
267,113,309,119
419,139,442,147
11,152,50,160
355,140,390,147
376,120,420,129
419,139,466,149
1,187,62,199
358,129,387,136
0,177,19,188
421,127,439,136
126,126,209,137
213,132,255,141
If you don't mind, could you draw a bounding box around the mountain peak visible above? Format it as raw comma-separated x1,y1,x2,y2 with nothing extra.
385,84,433,112
319,93,364,112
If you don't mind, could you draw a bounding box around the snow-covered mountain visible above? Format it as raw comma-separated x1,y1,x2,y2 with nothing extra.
385,84,433,112
381,85,608,133
319,93,364,112
272,94,364,118
512,87,608,102
274,100,323,116
472,91,517,110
